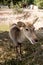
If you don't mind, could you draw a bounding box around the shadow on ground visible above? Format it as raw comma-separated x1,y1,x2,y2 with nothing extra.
0,31,43,65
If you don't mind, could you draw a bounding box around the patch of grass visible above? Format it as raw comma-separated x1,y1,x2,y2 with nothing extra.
0,24,9,31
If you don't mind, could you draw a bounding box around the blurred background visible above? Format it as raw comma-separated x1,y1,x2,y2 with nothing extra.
0,0,43,65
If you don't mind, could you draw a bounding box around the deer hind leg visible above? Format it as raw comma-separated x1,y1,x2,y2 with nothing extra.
15,45,19,58
15,45,21,57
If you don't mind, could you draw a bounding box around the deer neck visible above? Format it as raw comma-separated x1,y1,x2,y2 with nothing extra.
17,30,26,43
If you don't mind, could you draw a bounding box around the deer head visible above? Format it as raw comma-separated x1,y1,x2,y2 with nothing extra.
17,21,38,44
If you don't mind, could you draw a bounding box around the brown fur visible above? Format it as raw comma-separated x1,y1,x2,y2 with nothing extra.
9,22,38,59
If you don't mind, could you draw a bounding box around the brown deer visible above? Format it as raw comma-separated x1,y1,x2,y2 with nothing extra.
9,21,38,59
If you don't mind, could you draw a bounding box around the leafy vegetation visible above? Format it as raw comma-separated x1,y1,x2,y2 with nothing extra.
34,0,43,8
0,0,43,8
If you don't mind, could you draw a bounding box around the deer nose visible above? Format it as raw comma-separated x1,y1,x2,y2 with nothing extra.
34,39,38,42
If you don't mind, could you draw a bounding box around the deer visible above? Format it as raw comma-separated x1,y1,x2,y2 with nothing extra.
9,18,38,59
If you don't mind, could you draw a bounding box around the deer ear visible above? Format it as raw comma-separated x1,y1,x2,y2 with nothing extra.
10,23,20,32
17,21,26,27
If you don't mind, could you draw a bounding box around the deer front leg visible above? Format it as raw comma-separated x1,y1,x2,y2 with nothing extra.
19,44,22,56
18,43,22,57
15,43,22,60
18,43,22,60
15,45,22,60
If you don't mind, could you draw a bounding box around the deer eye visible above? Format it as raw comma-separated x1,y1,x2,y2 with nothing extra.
26,29,28,31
